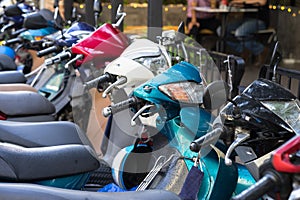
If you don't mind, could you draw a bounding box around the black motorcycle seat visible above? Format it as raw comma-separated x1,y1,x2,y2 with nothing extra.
0,183,181,200
0,54,17,71
0,143,99,181
0,70,26,84
0,120,92,147
0,91,55,116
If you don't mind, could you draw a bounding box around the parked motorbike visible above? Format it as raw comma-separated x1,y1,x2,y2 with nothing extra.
0,1,36,73
232,135,300,200
101,54,252,198
0,0,35,40
73,36,172,157
0,3,106,122
190,41,300,199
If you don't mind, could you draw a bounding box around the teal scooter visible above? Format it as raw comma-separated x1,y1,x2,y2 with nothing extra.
102,60,256,199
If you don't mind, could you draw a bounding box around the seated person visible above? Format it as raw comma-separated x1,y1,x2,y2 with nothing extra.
225,0,270,67
186,0,220,47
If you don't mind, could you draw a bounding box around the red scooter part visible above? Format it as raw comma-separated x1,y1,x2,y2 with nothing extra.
272,135,300,173
71,23,129,68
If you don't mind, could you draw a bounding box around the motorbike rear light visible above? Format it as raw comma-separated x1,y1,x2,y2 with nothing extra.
272,135,300,173
0,111,7,120
158,81,204,104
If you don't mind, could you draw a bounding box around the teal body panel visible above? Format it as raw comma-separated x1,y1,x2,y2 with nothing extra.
133,61,202,105
161,117,238,199
20,27,58,41
38,71,64,100
36,173,90,189
234,164,256,195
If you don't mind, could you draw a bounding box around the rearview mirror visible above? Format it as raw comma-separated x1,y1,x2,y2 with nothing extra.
203,80,229,111
23,9,63,30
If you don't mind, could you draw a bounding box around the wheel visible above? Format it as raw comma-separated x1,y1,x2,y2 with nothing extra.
85,160,114,188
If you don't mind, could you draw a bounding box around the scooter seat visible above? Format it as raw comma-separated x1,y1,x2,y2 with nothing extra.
0,83,37,92
0,120,92,147
0,71,26,84
0,54,17,71
0,143,99,181
0,91,55,117
0,183,181,200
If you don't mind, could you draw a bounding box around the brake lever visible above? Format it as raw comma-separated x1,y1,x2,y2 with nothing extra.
102,76,127,98
131,104,155,126
225,132,250,166
65,54,83,70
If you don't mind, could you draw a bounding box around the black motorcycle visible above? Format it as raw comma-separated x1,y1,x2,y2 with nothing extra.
190,41,300,198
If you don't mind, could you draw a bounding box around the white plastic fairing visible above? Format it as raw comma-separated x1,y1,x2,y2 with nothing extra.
121,39,161,59
104,57,154,89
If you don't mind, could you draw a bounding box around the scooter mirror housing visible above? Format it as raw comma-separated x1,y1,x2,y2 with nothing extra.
24,8,64,31
203,80,229,111
23,9,58,30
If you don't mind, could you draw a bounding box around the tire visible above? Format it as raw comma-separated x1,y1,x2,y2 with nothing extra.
85,160,114,188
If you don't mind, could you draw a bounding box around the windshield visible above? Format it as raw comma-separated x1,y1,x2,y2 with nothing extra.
262,100,300,134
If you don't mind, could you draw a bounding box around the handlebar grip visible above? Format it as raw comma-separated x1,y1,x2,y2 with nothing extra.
84,73,112,90
31,40,44,46
45,51,72,66
4,37,22,46
103,97,137,117
37,46,60,57
232,173,278,200
190,127,223,152
11,28,26,37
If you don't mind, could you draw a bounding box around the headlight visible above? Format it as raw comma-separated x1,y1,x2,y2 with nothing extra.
159,81,204,104
134,54,169,75
262,100,300,133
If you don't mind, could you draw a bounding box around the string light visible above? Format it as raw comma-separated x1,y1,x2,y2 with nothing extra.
269,4,300,17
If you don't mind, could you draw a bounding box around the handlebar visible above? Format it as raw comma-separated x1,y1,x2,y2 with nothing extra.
103,97,138,117
84,73,114,90
190,127,223,152
4,37,22,46
10,28,27,38
232,173,279,200
45,51,72,66
37,46,61,57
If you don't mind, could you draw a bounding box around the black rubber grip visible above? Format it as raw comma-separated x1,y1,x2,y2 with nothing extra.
190,127,223,152
103,97,137,117
84,73,112,90
232,173,278,200
37,46,59,57
45,51,71,66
